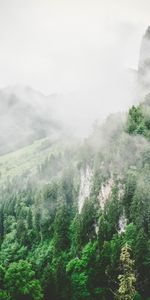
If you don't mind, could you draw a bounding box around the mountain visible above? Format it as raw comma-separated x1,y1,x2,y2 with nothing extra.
0,96,150,299
1,28,150,300
0,86,63,154
0,85,103,155
138,26,150,96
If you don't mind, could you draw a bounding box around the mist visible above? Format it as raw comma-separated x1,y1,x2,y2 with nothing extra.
0,0,150,152
2,3,150,299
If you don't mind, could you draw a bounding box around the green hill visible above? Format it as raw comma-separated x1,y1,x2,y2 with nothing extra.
1,97,150,299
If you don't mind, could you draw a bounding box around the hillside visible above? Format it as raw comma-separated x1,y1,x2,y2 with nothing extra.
0,86,63,154
2,1,150,299
1,25,150,300
1,95,150,299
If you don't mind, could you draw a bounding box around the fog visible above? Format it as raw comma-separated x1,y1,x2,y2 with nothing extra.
0,0,150,148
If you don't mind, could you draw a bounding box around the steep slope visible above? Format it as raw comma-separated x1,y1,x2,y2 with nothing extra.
138,26,150,96
2,26,150,300
0,86,62,154
1,98,150,299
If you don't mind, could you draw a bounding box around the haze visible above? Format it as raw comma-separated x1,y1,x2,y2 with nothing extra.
0,0,150,135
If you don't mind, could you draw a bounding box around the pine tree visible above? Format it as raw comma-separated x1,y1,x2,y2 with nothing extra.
116,244,136,300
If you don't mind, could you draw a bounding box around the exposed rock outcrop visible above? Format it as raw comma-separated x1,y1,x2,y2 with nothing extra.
78,166,93,213
138,26,150,95
97,177,114,210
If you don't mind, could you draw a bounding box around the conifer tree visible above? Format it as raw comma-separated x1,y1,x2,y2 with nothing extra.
116,244,136,300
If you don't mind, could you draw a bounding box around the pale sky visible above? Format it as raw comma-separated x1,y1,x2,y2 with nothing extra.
0,0,149,93
0,0,150,134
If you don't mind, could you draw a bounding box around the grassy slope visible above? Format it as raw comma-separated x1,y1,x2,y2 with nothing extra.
0,138,66,187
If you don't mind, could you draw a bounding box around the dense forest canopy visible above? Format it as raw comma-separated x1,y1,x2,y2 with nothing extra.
1,24,150,300
1,94,150,299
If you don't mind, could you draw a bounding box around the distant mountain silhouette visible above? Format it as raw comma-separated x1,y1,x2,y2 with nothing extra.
0,86,62,154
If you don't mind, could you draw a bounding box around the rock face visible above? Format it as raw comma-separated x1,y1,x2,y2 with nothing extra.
138,26,150,94
98,177,114,210
118,213,127,234
78,166,93,213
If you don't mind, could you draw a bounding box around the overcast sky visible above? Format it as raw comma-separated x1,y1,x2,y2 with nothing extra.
0,0,150,133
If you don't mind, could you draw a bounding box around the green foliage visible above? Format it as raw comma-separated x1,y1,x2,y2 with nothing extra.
0,290,10,300
1,100,150,299
116,244,136,300
126,105,146,135
4,260,43,300
126,103,150,139
53,204,70,254
66,242,97,300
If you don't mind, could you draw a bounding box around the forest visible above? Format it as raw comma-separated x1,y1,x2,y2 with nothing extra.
0,95,150,299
